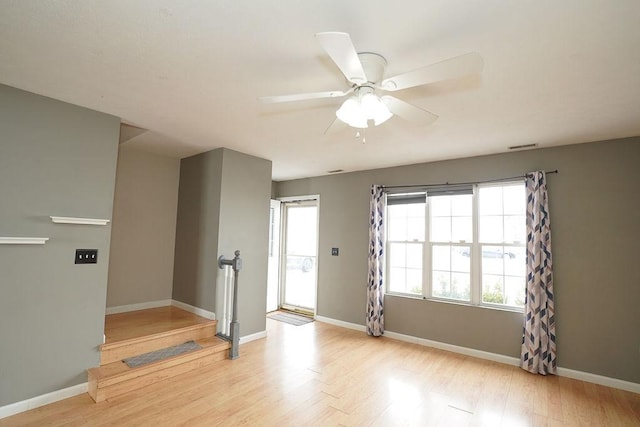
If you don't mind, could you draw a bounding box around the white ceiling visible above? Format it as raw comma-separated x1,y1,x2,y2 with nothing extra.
1,1,639,181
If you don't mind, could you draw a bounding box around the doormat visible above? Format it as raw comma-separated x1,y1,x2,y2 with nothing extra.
267,311,314,326
123,340,202,368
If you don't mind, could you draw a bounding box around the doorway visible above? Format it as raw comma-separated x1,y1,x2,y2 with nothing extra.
280,198,318,315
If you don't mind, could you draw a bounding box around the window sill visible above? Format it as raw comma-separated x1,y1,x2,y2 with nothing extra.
385,292,524,314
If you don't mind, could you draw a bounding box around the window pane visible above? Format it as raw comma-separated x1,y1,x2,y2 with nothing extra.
389,267,406,293
406,244,423,269
451,216,472,242
482,274,504,304
389,243,406,267
452,194,472,216
479,216,503,243
388,214,407,241
503,185,525,215
430,217,451,242
430,196,451,216
406,203,425,217
504,276,526,307
407,217,425,241
406,268,423,294
482,245,505,275
504,215,525,243
479,187,502,215
432,245,450,271
451,246,471,273
432,271,450,298
504,247,526,276
451,272,471,301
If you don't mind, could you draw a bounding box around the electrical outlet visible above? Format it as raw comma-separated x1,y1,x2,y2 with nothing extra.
75,249,98,264
331,247,339,256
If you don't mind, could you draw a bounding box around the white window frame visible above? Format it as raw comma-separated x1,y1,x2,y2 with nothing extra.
385,181,525,312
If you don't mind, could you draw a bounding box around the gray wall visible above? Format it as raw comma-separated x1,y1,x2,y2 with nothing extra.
217,149,272,336
276,137,640,384
107,145,180,307
0,85,120,406
173,149,223,311
173,148,271,336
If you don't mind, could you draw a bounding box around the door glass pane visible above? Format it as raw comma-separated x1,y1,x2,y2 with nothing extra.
283,205,317,310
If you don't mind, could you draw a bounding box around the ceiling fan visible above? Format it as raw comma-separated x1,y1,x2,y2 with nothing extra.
259,32,484,132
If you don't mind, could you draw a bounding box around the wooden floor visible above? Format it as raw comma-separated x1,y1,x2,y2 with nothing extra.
2,318,639,426
103,306,212,343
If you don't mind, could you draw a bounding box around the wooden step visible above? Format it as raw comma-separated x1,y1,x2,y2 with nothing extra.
88,336,230,402
100,320,218,365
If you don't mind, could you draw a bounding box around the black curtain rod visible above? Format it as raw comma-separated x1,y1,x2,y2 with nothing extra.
382,169,558,190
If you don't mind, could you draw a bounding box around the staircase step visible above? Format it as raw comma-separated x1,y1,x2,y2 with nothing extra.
88,336,230,402
100,320,218,365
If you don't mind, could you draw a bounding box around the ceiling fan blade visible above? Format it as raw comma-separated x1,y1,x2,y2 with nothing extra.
381,52,483,91
382,96,438,125
315,32,368,84
259,89,350,104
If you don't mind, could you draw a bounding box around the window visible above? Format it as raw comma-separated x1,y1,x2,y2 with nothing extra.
429,192,473,301
387,194,425,295
385,182,526,310
478,184,526,307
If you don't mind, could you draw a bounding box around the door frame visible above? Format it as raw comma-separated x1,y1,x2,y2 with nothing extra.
278,195,320,316
266,199,281,313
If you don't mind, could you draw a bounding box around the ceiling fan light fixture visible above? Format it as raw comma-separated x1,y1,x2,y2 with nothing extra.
336,92,393,129
336,96,368,128
361,93,393,126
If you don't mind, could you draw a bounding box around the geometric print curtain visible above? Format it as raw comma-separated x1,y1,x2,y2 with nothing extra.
366,185,385,337
520,171,557,375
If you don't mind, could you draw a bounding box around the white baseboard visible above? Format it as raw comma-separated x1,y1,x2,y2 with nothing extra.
315,315,366,332
383,330,520,367
105,299,172,315
171,300,216,320
240,330,267,344
315,316,640,394
556,367,640,394
0,383,87,420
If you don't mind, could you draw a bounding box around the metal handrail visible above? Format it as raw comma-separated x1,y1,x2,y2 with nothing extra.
218,250,242,359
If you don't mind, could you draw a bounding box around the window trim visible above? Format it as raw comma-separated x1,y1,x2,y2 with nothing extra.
384,181,525,313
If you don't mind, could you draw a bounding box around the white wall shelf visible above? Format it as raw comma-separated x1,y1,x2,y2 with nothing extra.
49,216,110,226
0,237,49,245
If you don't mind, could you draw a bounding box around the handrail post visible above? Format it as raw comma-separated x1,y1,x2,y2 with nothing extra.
218,250,242,359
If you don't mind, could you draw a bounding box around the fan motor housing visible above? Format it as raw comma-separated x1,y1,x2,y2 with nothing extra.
357,52,387,85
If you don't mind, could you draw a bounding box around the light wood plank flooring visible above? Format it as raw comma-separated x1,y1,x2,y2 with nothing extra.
104,306,212,343
2,318,639,426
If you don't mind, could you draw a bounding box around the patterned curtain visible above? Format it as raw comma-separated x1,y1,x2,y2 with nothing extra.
366,185,385,337
521,171,557,375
